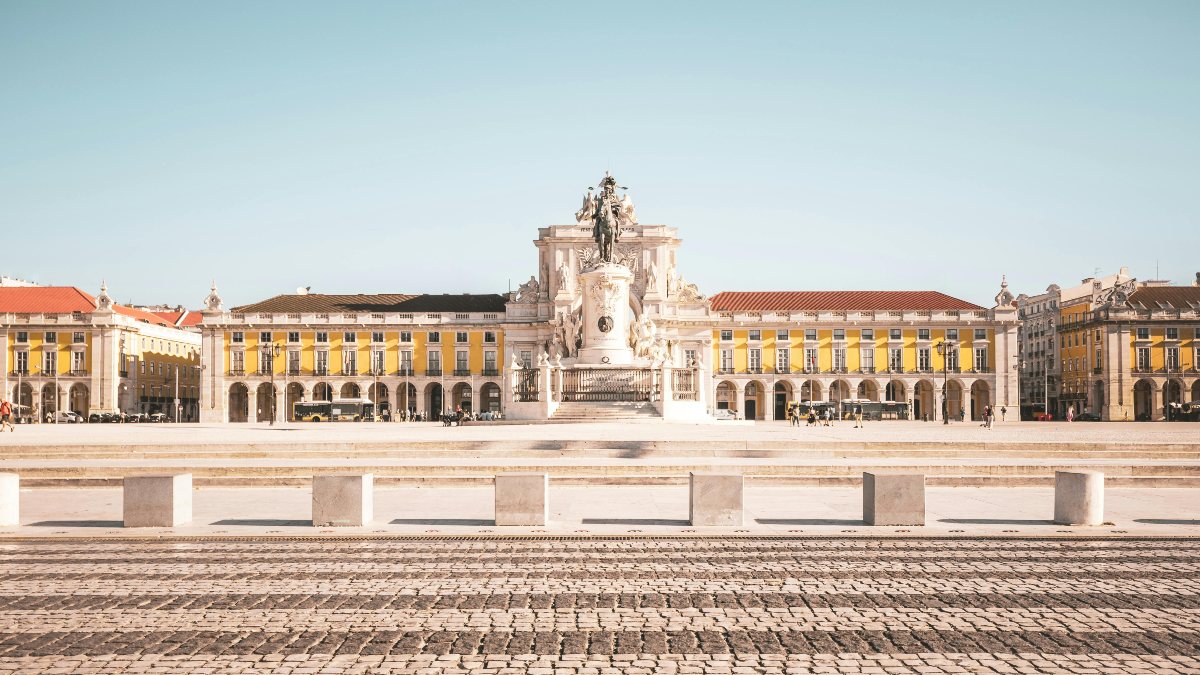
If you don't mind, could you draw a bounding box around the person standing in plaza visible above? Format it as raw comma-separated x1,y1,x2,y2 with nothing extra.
0,399,13,431
1000,406,1007,422
853,403,863,428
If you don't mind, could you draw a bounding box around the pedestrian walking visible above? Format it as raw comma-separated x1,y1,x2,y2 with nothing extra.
822,407,831,426
807,409,816,426
1000,406,1007,422
853,403,863,428
0,399,14,431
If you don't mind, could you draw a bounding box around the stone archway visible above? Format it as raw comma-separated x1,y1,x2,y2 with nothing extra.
479,381,502,412
312,382,332,401
285,382,305,422
368,382,390,414
69,383,90,416
228,383,249,423
857,379,880,402
1164,379,1184,421
40,383,59,418
970,380,990,421
885,380,906,403
1133,379,1155,421
914,380,935,421
945,380,964,421
773,381,792,420
425,382,444,419
340,382,361,399
799,379,822,402
255,383,277,423
451,382,473,413
397,382,417,415
744,381,766,420
716,380,737,411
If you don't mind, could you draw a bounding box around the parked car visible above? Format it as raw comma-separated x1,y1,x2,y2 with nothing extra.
1075,412,1102,422
125,413,143,423
1033,412,1054,421
52,410,83,423
89,412,102,423
147,412,167,423
713,408,738,420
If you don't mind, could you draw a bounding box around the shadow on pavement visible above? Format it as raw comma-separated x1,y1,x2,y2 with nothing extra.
212,519,312,526
29,520,123,528
581,518,689,526
1134,518,1200,525
755,518,864,526
390,518,493,526
940,518,1055,525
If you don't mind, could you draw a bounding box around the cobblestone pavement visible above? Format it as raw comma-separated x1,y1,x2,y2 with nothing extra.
0,537,1197,674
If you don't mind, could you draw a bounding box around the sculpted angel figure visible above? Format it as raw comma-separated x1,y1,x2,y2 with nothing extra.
516,275,540,303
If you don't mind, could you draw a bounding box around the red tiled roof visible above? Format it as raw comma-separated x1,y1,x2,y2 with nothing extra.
709,291,984,312
150,310,203,327
0,287,175,327
1127,286,1200,309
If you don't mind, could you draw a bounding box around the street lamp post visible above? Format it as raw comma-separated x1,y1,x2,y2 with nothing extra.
936,340,957,425
260,343,282,425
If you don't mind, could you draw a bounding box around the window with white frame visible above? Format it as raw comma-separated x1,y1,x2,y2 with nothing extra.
455,331,468,344
748,348,762,372
456,350,469,373
946,348,959,371
288,331,300,343
315,351,328,375
427,350,441,373
918,328,930,341
372,332,385,344
519,350,532,368
888,348,903,371
15,351,28,374
71,351,85,372
400,331,412,343
775,329,789,341
804,348,818,372
889,328,902,340
1136,327,1150,340
427,332,440,343
73,332,85,344
42,350,55,373
833,329,845,341
1136,347,1151,371
288,350,300,374
684,348,698,367
231,332,244,343
720,329,733,341
974,347,988,371
371,350,385,373
400,350,413,373
315,332,328,343
484,331,497,344
832,348,846,371
45,332,57,344
748,329,761,341
1166,347,1180,370
946,328,959,341
343,332,357,344
720,348,733,372
1166,327,1179,340
775,348,789,372
804,329,817,341
343,350,357,375
860,329,874,341
861,348,874,371
484,350,497,373
231,351,245,374
258,350,273,373
974,329,987,340
918,348,931,372
259,331,272,343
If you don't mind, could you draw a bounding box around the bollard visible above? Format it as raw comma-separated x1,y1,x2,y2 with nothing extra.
495,472,548,526
123,474,192,527
312,474,374,527
0,473,17,527
863,472,925,526
1054,470,1104,525
689,472,743,526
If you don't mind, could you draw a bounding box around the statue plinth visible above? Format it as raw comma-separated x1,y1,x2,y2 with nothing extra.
576,263,634,366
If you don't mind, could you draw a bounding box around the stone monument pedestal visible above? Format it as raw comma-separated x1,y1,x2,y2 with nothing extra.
577,263,634,366
123,474,192,528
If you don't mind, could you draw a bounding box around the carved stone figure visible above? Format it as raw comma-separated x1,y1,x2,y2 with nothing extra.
511,352,523,370
629,314,658,360
645,260,659,295
516,275,540,304
202,281,222,311
574,172,638,265
556,261,575,296
557,310,580,357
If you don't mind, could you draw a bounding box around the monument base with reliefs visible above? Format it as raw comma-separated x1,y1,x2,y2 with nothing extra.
576,263,634,367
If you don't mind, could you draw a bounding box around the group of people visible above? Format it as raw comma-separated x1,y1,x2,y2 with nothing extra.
786,403,866,428
978,404,1006,428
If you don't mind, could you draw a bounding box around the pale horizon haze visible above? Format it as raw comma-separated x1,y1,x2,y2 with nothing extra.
2,1,1197,308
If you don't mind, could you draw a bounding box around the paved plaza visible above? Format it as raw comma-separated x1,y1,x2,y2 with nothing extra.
0,536,1197,674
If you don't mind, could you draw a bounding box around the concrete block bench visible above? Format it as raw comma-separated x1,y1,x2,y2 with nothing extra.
689,472,743,526
1054,470,1104,525
495,472,548,526
124,474,192,527
312,474,374,527
0,473,17,526
863,472,925,526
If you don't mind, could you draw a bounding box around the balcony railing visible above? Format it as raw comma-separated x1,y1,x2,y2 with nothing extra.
1093,367,1103,375
341,368,358,376
228,368,245,376
426,368,442,376
288,368,302,376
397,368,415,377
70,369,89,376
861,366,876,373
746,367,763,374
482,368,500,377
453,369,471,376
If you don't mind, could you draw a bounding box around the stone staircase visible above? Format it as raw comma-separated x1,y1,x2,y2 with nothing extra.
550,401,662,422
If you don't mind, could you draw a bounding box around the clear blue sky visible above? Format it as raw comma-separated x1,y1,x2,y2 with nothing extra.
2,1,1197,308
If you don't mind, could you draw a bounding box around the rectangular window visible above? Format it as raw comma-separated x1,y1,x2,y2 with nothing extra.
748,329,761,341
231,351,244,374
974,347,988,371
775,348,789,372
748,348,762,372
1095,348,1102,368
372,332,385,344
1166,327,1179,340
889,328,902,340
1136,327,1150,340
72,332,85,344
315,332,328,344
427,350,441,374
287,350,300,375
400,331,413,343
1166,347,1180,369
519,350,532,368
1136,347,1150,371
719,329,733,341
720,348,734,372
372,350,385,373
484,331,497,344
918,348,931,371
343,350,357,375
315,351,328,376
400,350,413,373
455,331,469,343
343,332,357,343
775,329,789,341
832,348,847,371
804,329,817,341
918,328,930,341
427,331,440,343
455,350,469,373
860,348,874,371
149,361,155,374
45,332,57,344
42,351,55,373
946,329,959,341
684,348,698,367
889,348,903,371
974,328,987,340
259,350,274,373
15,351,28,374
259,331,272,343
484,350,497,373
833,329,845,340
287,331,300,343
946,348,959,371
804,348,818,372
231,332,244,343
71,351,85,372
860,329,874,341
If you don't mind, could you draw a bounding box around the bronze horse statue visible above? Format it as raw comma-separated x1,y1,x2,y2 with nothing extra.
592,193,620,263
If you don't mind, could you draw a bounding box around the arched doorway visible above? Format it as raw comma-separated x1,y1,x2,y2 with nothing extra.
1092,381,1105,416
368,382,390,415
228,383,249,423
799,380,822,403
397,382,417,415
773,381,792,420
885,380,906,403
479,382,502,412
970,381,990,421
828,380,850,417
1193,380,1200,405
945,380,964,421
425,382,443,419
255,383,277,423
69,383,89,416
451,382,473,413
312,382,332,402
857,379,880,402
41,383,59,419
340,382,360,399
744,381,765,420
716,381,736,411
285,382,305,422
914,380,934,420
1133,379,1154,420
1164,379,1183,421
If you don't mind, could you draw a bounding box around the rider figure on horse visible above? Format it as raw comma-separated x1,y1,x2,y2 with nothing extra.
591,173,622,263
